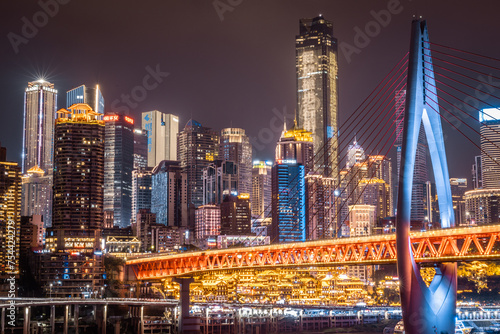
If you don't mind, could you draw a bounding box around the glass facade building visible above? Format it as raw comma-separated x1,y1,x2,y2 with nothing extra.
480,108,500,189
66,84,105,114
271,163,306,243
251,161,272,219
177,120,219,226
103,114,134,227
219,128,252,196
142,111,179,168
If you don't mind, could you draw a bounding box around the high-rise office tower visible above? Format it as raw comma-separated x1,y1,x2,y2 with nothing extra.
296,15,338,177
275,122,314,173
480,108,500,189
202,160,239,205
103,114,134,227
368,155,393,215
131,168,152,223
66,84,105,114
52,104,105,230
346,139,365,169
177,120,219,224
271,162,305,243
450,178,468,226
45,103,105,298
271,127,309,243
305,174,335,240
394,90,427,221
472,155,483,189
219,128,252,195
0,146,21,279
358,178,391,222
151,160,188,227
348,204,376,282
21,166,52,226
142,111,179,168
251,161,272,218
23,80,57,173
133,129,148,170
220,194,251,236
22,80,57,227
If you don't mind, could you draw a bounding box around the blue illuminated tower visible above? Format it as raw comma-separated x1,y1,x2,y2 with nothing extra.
271,123,310,243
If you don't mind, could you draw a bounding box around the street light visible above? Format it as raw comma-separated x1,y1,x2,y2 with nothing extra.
49,283,53,298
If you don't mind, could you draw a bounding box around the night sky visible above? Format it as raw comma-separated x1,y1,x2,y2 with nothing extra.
1,0,500,181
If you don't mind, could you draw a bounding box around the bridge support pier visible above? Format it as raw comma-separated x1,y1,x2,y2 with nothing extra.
103,305,107,334
23,306,30,334
74,304,79,334
173,277,194,333
64,305,69,334
50,305,55,334
1,307,5,334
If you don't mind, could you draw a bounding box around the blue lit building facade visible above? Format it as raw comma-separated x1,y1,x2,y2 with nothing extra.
271,162,306,243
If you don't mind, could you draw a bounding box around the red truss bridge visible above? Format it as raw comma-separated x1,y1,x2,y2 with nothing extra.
126,224,500,280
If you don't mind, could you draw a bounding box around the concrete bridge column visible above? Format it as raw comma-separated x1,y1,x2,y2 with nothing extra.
103,305,108,334
140,306,144,334
23,306,30,334
1,307,5,334
74,304,79,334
173,277,194,333
50,305,55,334
64,305,69,334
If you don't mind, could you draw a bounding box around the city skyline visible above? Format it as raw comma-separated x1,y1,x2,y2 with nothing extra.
1,1,500,180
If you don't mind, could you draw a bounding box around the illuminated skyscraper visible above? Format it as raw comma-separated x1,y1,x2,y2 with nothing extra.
44,103,105,298
23,80,57,173
133,129,148,170
151,160,188,227
472,155,483,189
22,80,57,227
220,194,251,236
202,160,238,205
275,122,314,172
21,166,52,226
450,178,468,226
0,146,21,279
177,120,219,225
271,126,310,243
195,205,221,241
52,104,105,230
142,111,179,168
306,174,335,240
346,139,365,169
219,128,252,195
103,114,135,227
296,15,338,177
480,108,500,189
251,161,272,218
271,162,305,243
131,168,152,223
66,84,105,114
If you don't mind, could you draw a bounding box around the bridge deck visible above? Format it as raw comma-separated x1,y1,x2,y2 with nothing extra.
126,224,500,279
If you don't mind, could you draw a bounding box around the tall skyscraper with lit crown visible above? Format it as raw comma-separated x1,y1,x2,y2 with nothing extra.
296,15,339,177
22,80,57,227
